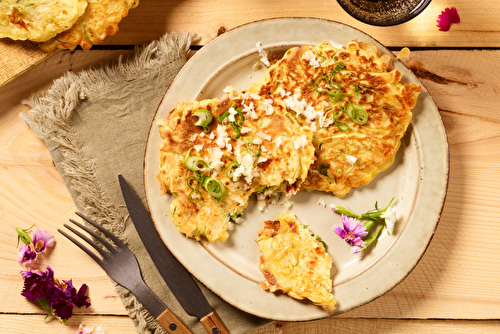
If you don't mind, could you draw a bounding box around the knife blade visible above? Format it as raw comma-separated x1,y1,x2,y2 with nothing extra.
119,174,230,334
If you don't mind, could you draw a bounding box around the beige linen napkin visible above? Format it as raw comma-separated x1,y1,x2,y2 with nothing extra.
20,32,270,334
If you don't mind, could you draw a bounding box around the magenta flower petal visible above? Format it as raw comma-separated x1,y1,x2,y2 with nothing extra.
342,215,367,239
437,7,460,31
333,215,368,254
18,244,37,267
20,266,55,301
31,227,55,253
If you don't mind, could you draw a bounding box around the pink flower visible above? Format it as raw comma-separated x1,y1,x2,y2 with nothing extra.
17,226,55,267
437,7,460,31
31,227,55,253
18,244,38,267
77,324,105,334
333,215,367,254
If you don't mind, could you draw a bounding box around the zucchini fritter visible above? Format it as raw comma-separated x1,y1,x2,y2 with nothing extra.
157,88,315,243
250,41,421,196
256,211,336,313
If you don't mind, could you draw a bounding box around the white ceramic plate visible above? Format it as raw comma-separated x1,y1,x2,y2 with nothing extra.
144,18,448,321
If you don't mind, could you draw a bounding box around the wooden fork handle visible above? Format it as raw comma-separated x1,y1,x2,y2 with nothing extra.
156,308,194,334
201,310,230,334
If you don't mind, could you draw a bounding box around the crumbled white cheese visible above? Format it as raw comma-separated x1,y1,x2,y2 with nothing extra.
242,102,258,119
256,42,270,67
293,134,309,150
194,144,204,152
317,197,327,208
209,132,215,140
250,93,261,100
256,132,271,141
274,136,283,148
260,99,274,115
189,133,198,142
251,138,262,146
240,126,251,134
310,122,317,132
240,91,250,100
279,88,291,98
233,153,259,184
302,49,320,68
228,106,238,123
284,88,317,121
216,124,229,148
198,132,205,138
346,155,357,165
223,86,239,99
329,40,344,49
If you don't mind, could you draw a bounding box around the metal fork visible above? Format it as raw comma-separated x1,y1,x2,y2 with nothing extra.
58,212,194,334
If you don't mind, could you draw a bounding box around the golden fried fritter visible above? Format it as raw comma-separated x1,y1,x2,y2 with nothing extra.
250,41,421,196
38,0,139,51
256,211,336,313
0,0,87,42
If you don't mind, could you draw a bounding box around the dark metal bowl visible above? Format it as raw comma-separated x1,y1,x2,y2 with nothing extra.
337,0,432,26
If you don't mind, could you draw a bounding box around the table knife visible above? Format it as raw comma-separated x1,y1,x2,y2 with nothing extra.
118,174,230,334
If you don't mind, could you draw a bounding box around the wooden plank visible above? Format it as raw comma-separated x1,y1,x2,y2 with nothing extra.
2,49,500,332
1,315,500,334
111,0,500,48
0,0,498,88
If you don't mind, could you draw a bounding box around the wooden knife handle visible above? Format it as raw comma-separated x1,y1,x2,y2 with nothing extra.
200,310,230,334
156,308,195,334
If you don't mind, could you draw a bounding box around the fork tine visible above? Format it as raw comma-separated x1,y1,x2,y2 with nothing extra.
57,227,104,266
64,220,112,259
75,212,126,248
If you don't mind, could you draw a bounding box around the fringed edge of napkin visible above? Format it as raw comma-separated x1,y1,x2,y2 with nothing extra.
19,31,199,334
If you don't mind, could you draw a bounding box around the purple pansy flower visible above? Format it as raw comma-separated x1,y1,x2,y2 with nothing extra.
437,7,460,31
333,215,367,255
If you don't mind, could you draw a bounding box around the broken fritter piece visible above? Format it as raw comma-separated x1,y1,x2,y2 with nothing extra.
256,211,336,313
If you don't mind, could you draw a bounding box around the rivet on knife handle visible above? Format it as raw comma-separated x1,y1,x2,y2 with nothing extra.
157,308,194,334
200,310,230,334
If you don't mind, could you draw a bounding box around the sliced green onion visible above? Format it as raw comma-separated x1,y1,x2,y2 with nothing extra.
226,161,240,179
192,109,213,133
354,83,360,100
335,119,350,132
217,105,244,125
346,103,368,125
354,108,368,124
329,61,345,82
233,106,245,126
202,177,226,200
245,142,261,157
229,123,241,140
184,155,209,172
313,76,329,94
217,110,230,123
188,189,202,204
186,175,200,190
314,49,326,62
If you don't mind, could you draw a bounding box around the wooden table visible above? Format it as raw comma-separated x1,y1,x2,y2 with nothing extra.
2,1,500,333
